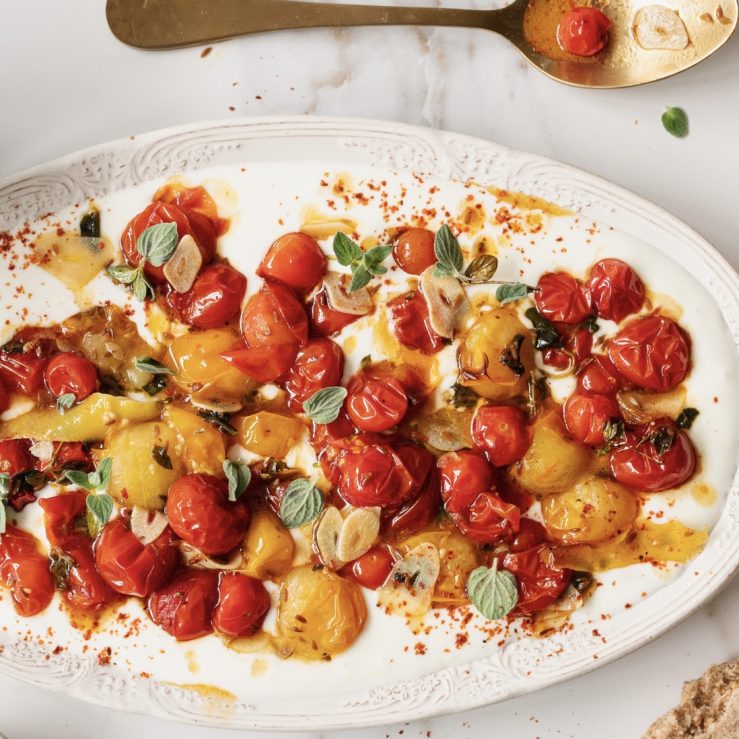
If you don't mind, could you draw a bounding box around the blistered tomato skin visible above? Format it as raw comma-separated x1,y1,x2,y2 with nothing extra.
148,569,220,641
177,264,247,329
535,271,592,324
509,518,548,553
471,405,531,467
0,377,9,414
212,572,271,637
0,439,33,477
608,315,690,391
0,351,47,395
588,259,645,323
387,291,444,355
221,343,297,384
257,233,328,293
392,229,436,275
503,546,570,614
563,392,620,446
342,545,396,590
166,474,251,556
44,352,99,401
438,450,494,513
282,337,344,411
450,492,520,544
578,354,622,396
241,281,309,349
309,288,361,337
346,377,408,432
154,183,227,234
558,7,612,57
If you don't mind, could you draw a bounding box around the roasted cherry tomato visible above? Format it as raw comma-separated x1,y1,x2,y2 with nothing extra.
51,442,93,474
509,518,548,553
212,572,271,637
568,327,593,365
542,348,571,371
438,450,494,513
240,281,308,349
309,288,361,337
608,315,690,391
148,568,219,641
257,232,327,293
387,291,444,355
221,343,297,384
588,259,645,323
154,183,228,234
503,545,570,613
166,474,250,556
120,201,216,285
346,376,408,432
392,228,436,275
563,392,620,446
173,264,247,329
558,7,611,57
578,354,622,396
0,439,32,477
44,352,98,401
0,525,55,616
0,351,48,395
282,337,344,411
610,422,696,492
342,545,396,590
40,492,90,550
449,492,520,544
94,517,179,597
471,405,531,467
535,271,592,324
0,377,9,414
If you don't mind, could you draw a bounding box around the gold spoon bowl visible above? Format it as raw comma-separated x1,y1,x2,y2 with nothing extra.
107,0,737,88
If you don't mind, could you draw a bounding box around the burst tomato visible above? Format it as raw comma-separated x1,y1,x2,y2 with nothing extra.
563,392,620,446
154,183,227,234
240,281,308,349
438,450,494,514
173,264,246,329
535,271,592,324
558,7,612,57
212,572,271,637
44,352,98,401
346,376,408,432
257,232,327,293
309,288,361,337
471,405,531,467
392,228,436,275
503,545,570,613
608,315,690,391
509,518,548,553
578,354,622,395
450,492,520,544
148,568,219,641
588,259,645,323
342,545,396,590
387,291,444,355
0,525,55,616
221,343,297,384
282,337,344,411
0,439,32,477
0,377,9,414
0,351,48,395
568,327,593,365
166,474,250,556
94,517,179,597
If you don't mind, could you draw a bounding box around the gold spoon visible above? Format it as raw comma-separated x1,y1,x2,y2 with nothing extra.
106,0,736,88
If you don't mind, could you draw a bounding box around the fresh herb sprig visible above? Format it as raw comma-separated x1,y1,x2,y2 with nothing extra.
279,478,324,528
333,233,392,292
303,386,347,424
467,558,518,621
223,460,251,502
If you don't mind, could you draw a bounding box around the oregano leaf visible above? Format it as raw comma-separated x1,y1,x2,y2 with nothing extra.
349,264,372,292
333,232,362,266
56,393,76,415
223,460,251,501
463,254,499,283
106,265,139,285
86,493,113,537
467,560,518,621
496,282,531,304
303,386,347,424
279,478,324,528
136,222,179,266
134,356,174,375
434,224,464,275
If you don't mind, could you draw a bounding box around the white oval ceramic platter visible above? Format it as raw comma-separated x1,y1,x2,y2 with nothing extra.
0,118,737,731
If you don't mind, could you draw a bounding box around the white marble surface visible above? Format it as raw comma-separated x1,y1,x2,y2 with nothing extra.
0,2,737,737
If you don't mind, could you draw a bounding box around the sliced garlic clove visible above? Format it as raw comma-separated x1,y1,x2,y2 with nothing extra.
377,543,440,618
336,506,381,563
617,386,686,425
419,266,469,339
130,506,170,546
29,440,54,465
313,505,344,570
179,541,243,570
414,407,474,452
323,272,372,315
162,234,203,294
633,5,689,50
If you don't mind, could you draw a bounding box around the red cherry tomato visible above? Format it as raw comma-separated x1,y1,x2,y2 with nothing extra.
166,474,250,556
471,405,531,467
44,352,98,401
53,442,94,473
120,201,216,285
503,546,570,613
212,572,271,637
257,233,327,293
282,337,344,411
346,377,408,432
0,439,32,477
542,348,571,371
563,392,620,446
535,272,592,325
393,228,436,275
578,354,622,396
0,377,9,414
588,259,645,323
0,351,48,395
148,568,219,641
0,525,55,616
173,264,247,329
509,518,548,553
558,7,611,57
568,328,593,366
241,281,308,349
610,422,696,492
342,545,397,590
40,491,90,550
450,492,520,544
94,517,179,597
309,288,362,337
438,450,494,514
387,291,444,355
154,183,228,235
221,343,297,384
608,315,690,391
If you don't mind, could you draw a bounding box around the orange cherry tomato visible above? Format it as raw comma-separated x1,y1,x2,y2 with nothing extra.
282,337,344,411
392,228,436,275
309,288,361,337
44,352,98,401
509,518,548,553
154,183,228,235
535,271,592,325
0,439,33,477
577,354,622,396
608,315,690,391
563,392,620,446
257,233,327,293
346,377,408,432
221,343,297,384
148,568,219,641
438,450,494,514
342,545,396,590
387,291,444,355
240,281,308,349
503,546,570,614
0,525,55,616
0,350,48,395
174,264,247,329
94,517,179,597
588,259,645,323
212,572,270,637
450,492,520,544
471,405,531,467
558,7,611,57
166,474,251,556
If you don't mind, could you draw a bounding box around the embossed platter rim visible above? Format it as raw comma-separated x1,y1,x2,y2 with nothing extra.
0,117,737,730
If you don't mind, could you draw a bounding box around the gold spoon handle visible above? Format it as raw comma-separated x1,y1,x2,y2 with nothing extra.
106,0,522,49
